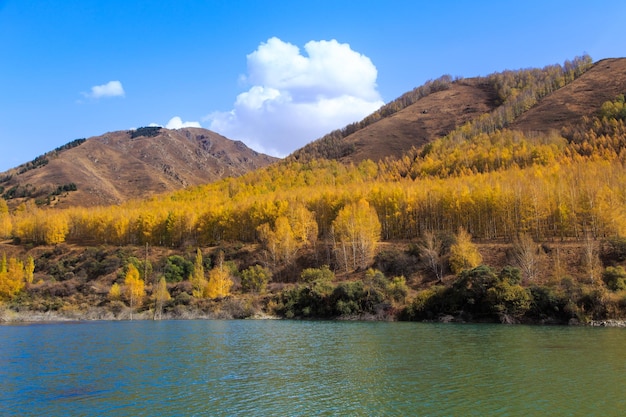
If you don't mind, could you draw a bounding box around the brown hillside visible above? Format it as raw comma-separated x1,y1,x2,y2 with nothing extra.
1,127,277,207
293,57,626,165
509,58,626,133
339,78,499,163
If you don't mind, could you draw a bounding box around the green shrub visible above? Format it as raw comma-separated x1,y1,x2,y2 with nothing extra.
387,276,409,303
599,94,626,121
451,265,498,316
451,265,533,320
527,286,567,321
163,255,193,283
402,285,451,321
130,126,162,139
300,265,334,284
578,286,610,320
486,281,531,318
332,281,366,316
241,265,272,294
602,266,626,291
276,283,334,318
123,256,152,281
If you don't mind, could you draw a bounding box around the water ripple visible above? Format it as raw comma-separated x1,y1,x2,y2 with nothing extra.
1,321,626,416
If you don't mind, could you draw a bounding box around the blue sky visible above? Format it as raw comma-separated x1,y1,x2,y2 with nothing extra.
1,0,625,172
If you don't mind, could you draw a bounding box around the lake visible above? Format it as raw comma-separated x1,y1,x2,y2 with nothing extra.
1,320,625,416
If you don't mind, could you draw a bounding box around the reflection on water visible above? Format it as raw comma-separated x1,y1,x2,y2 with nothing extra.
1,320,625,416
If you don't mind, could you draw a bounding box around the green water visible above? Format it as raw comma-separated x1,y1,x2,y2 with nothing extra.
1,320,624,416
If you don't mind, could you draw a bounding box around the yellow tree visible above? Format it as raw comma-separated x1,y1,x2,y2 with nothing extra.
0,199,12,239
153,276,170,320
0,255,25,301
42,211,69,245
332,198,382,271
24,256,34,284
288,203,318,248
124,264,145,319
206,251,232,299
136,211,160,245
109,209,131,245
108,283,122,301
257,216,299,268
190,248,208,298
13,212,35,244
449,227,483,274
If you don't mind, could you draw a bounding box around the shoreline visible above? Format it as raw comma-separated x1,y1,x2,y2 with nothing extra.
0,306,283,323
588,319,626,327
3,306,626,327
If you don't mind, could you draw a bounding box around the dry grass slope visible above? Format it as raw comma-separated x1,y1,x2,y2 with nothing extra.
1,127,277,207
338,79,499,163
293,57,626,165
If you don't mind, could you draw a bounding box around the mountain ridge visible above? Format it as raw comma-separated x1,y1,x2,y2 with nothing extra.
0,127,277,208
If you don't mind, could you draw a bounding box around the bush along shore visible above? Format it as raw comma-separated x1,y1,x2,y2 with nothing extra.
3,236,626,325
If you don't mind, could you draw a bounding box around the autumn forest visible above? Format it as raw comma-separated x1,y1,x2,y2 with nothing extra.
2,54,626,324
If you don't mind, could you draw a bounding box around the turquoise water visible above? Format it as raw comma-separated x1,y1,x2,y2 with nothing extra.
1,320,625,416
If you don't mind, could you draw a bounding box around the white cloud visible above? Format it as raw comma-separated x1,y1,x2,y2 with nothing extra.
85,80,125,99
165,116,201,129
206,37,384,157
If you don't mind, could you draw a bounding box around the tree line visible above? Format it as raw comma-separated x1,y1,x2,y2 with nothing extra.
3,104,625,250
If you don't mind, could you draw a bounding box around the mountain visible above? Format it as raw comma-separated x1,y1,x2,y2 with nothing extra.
509,58,626,133
0,127,277,207
292,57,626,164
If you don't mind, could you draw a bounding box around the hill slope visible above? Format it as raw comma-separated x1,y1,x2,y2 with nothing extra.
292,57,626,164
510,58,626,133
0,127,277,207
333,78,499,163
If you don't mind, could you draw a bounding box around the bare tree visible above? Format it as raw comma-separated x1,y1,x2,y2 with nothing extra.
511,234,540,282
417,231,445,283
582,232,602,284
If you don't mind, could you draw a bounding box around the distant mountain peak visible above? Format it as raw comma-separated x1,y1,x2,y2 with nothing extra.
0,127,277,208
